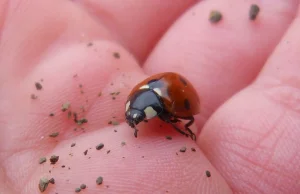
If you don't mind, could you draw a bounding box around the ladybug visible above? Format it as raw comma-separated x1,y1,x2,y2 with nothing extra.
125,72,200,141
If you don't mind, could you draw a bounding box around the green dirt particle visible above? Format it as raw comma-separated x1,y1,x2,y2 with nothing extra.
49,132,59,138
96,143,104,150
39,177,49,192
180,146,186,153
75,188,81,192
96,176,103,185
165,136,172,140
209,10,222,23
80,184,87,189
113,52,120,59
61,102,70,112
111,120,119,125
35,82,43,90
39,157,47,164
77,118,88,125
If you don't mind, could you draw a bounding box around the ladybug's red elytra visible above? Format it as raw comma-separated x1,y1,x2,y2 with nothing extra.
125,72,200,141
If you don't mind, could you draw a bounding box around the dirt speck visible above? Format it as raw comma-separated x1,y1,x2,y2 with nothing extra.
77,118,88,125
39,157,47,164
49,178,55,184
206,170,211,177
80,184,87,189
35,82,43,90
180,147,186,153
61,102,70,112
96,143,104,150
31,94,38,99
96,176,103,185
50,155,59,164
39,177,49,192
209,10,222,23
113,52,120,59
249,4,260,20
49,132,59,138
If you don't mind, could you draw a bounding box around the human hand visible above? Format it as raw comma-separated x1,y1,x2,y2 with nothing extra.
1,1,299,193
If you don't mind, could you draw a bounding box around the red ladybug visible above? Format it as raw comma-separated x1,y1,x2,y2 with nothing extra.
125,72,200,141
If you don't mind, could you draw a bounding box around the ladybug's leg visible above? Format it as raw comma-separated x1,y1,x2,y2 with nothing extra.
184,117,196,141
169,122,189,137
158,113,189,137
169,117,181,123
133,127,139,138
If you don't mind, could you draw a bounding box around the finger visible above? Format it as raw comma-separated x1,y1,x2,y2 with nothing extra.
0,0,113,82
199,11,300,193
143,0,298,127
77,0,197,62
26,123,232,194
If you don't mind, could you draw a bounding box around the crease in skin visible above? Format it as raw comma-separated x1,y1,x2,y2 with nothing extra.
0,0,9,40
221,145,293,193
256,75,300,115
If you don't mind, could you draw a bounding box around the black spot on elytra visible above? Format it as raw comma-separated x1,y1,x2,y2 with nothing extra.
184,99,190,110
179,76,187,86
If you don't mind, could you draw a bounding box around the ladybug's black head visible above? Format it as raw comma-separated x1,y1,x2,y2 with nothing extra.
125,89,164,138
125,108,146,128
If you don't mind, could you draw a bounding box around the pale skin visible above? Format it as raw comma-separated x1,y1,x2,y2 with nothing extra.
1,0,300,193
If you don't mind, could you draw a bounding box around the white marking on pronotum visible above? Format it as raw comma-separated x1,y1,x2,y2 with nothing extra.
144,106,157,119
139,85,149,89
153,88,162,96
133,113,138,118
125,101,130,112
